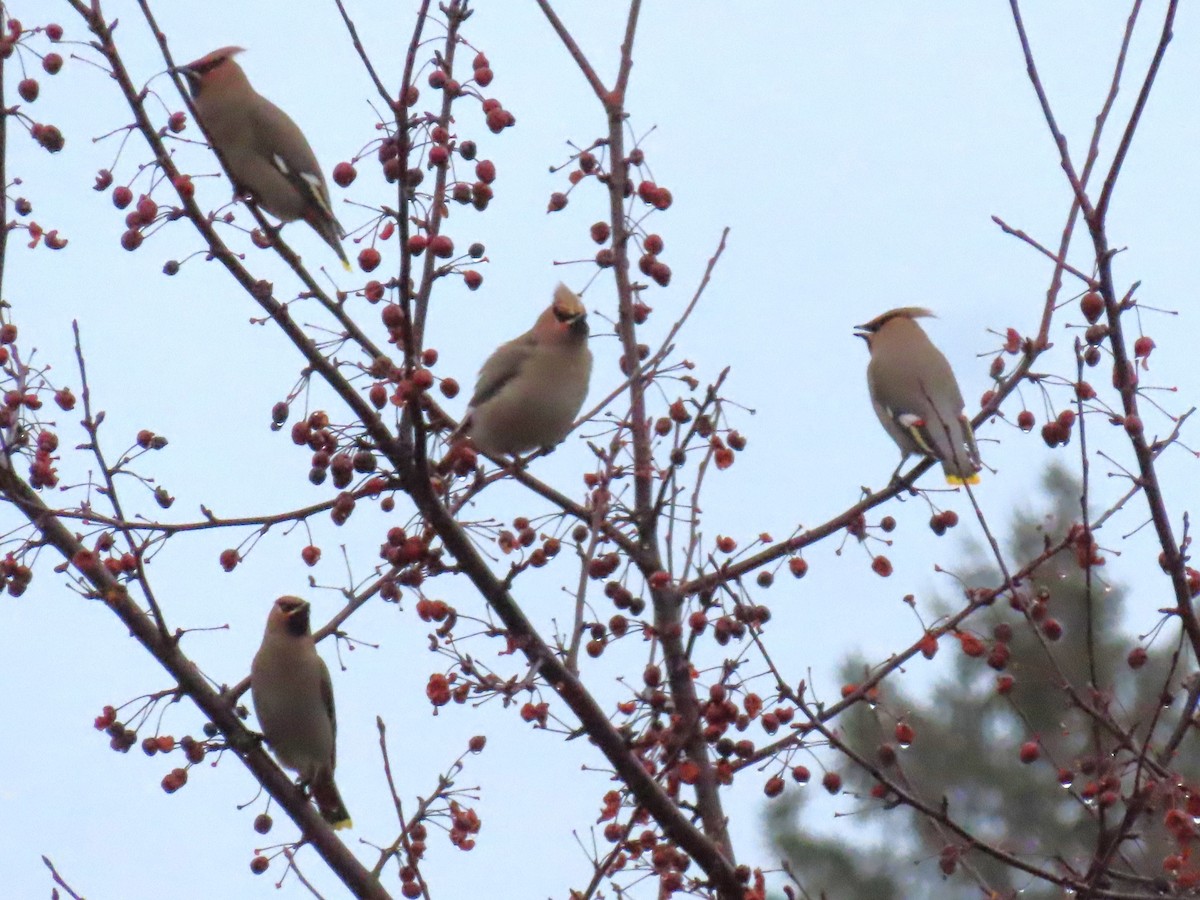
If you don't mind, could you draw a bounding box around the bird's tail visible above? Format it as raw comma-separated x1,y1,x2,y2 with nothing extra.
942,417,982,485
307,209,351,271
311,771,352,830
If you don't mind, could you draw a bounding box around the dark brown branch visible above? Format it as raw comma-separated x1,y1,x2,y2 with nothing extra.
333,0,393,107
1007,0,1093,215
0,464,389,899
532,0,608,100
72,322,169,640
1094,1,1178,223
406,473,743,895
42,856,86,900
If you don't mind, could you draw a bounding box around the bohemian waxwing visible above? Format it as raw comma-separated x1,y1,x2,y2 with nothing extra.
175,47,350,270
458,283,593,456
855,307,982,485
250,596,352,830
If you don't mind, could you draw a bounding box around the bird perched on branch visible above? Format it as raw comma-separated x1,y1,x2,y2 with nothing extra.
251,596,352,830
456,283,593,457
855,307,982,485
175,47,350,270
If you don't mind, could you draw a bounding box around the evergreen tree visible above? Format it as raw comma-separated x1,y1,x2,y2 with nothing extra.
771,466,1193,898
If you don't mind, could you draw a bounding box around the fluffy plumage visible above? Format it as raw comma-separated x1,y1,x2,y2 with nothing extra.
459,283,593,456
855,307,981,484
250,596,352,830
176,47,349,269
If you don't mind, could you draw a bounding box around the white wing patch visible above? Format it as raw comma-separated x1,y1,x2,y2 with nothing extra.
272,152,291,176
300,170,335,218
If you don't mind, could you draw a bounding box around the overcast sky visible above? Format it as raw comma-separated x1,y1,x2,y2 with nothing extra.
2,2,1198,898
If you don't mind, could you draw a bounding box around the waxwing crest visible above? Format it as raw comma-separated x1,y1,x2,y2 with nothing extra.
181,45,246,73
176,46,246,95
551,283,587,322
855,306,936,334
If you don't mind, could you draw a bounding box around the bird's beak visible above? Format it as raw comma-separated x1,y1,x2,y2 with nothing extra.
853,328,870,342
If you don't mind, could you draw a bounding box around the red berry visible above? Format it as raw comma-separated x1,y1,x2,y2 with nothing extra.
136,194,157,225
643,233,664,254
764,775,785,797
463,270,483,290
358,247,381,272
250,856,269,875
1134,335,1155,366
120,229,143,252
1019,740,1040,764
429,235,454,258
428,145,450,167
590,222,610,244
332,161,357,187
547,192,568,212
474,67,493,87
167,111,187,133
475,159,496,183
17,78,37,102
958,632,985,657
485,108,508,133
871,555,893,577
219,548,240,572
47,23,64,41
1017,410,1035,432
789,557,808,578
1127,646,1148,669
42,53,63,75
822,771,842,794
1080,291,1104,323
301,545,321,567
113,185,133,209
407,234,428,256
253,813,273,834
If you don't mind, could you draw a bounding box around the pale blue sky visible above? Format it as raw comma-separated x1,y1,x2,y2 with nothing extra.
2,2,1197,898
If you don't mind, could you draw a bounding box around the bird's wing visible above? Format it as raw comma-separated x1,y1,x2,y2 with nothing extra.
317,655,337,769
248,99,343,234
469,334,536,408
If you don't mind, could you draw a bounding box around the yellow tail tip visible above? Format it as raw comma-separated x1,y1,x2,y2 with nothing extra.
341,259,352,272
945,473,981,486
331,817,353,831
